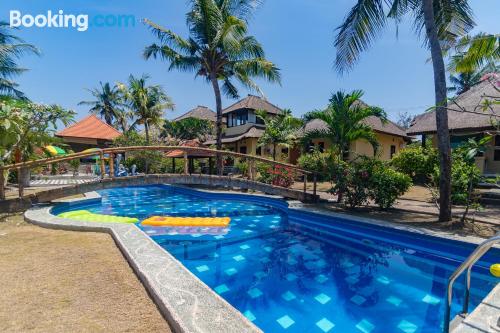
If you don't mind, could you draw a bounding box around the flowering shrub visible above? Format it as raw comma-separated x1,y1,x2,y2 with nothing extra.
256,162,295,188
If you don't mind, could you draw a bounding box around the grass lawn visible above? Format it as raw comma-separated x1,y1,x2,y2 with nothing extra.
0,214,171,333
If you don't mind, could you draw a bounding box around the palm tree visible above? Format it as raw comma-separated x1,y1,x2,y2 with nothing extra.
256,109,302,161
448,71,482,95
0,21,40,98
303,90,387,160
447,33,499,74
119,74,174,144
79,82,128,130
334,0,475,222
143,0,280,174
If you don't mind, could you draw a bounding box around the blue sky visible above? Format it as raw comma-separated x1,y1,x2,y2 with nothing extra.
1,0,498,123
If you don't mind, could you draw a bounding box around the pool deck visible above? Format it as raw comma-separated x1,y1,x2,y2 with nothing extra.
24,187,499,333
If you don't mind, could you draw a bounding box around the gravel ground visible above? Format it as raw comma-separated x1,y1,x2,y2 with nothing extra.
0,214,171,333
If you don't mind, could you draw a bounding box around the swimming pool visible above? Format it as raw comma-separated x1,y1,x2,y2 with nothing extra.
53,185,499,333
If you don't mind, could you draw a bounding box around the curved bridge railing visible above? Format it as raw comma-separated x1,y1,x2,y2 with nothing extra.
0,146,318,202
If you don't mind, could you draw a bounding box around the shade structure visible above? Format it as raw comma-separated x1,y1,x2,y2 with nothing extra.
44,145,66,156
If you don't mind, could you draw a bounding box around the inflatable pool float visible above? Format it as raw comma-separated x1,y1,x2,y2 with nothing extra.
58,210,138,224
142,216,231,227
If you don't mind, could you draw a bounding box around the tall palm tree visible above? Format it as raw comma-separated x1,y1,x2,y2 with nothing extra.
143,0,280,174
303,90,387,160
256,109,302,161
119,74,174,144
334,0,475,222
0,21,40,98
79,82,128,130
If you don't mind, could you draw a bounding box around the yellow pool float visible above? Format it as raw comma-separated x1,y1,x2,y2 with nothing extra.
58,210,138,224
142,216,231,227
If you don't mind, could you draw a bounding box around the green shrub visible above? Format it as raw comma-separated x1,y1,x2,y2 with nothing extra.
390,146,438,183
370,168,412,209
330,157,411,209
235,159,249,175
431,152,481,205
297,149,329,181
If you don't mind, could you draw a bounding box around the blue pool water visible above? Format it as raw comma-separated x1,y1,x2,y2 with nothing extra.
54,185,499,333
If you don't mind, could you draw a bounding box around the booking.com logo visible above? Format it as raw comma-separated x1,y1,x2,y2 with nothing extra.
9,10,136,32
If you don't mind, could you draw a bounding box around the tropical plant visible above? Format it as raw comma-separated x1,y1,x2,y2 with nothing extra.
143,0,280,174
391,146,439,183
448,70,483,95
297,146,329,181
0,21,40,98
447,33,499,74
256,109,302,161
303,90,387,160
162,117,213,143
370,167,412,209
79,82,127,130
334,0,475,222
118,74,174,144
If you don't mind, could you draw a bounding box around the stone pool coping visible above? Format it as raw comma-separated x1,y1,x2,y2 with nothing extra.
24,186,498,333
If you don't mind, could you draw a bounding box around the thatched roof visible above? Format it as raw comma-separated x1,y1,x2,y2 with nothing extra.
407,79,500,135
205,126,264,144
300,116,408,138
173,106,216,122
222,95,282,115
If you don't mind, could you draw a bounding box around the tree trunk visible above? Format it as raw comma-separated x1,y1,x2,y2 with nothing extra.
422,0,452,222
210,73,224,175
272,143,277,161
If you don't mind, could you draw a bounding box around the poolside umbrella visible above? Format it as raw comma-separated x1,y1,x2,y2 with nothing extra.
44,145,66,157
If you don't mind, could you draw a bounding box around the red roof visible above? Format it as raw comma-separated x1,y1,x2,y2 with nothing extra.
165,140,215,158
56,115,122,140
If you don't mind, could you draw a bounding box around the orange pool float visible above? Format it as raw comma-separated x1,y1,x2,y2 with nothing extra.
141,216,231,227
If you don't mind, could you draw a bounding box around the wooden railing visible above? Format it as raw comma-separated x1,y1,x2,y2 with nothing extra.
0,146,317,200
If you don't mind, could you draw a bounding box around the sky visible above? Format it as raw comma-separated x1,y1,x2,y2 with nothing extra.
1,0,498,124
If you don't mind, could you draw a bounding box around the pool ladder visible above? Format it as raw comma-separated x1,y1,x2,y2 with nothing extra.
443,232,500,332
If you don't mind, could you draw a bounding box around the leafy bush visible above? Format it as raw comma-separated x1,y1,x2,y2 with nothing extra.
370,168,412,209
235,159,249,175
256,162,295,188
297,149,329,181
330,157,381,208
431,152,481,205
390,146,438,183
330,157,411,209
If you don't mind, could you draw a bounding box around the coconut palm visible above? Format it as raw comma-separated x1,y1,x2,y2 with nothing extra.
119,74,174,144
256,109,302,161
143,0,280,174
79,82,128,130
447,33,499,74
303,90,387,160
0,21,40,98
334,0,475,222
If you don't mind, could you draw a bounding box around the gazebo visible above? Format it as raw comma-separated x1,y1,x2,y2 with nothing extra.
165,140,216,174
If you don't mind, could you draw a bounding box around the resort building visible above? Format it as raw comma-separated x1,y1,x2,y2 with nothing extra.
173,105,217,123
205,95,292,161
301,117,409,161
408,79,500,175
56,115,122,152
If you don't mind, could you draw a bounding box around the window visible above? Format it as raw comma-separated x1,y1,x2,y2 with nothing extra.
390,145,396,158
229,109,248,127
495,135,500,147
494,136,500,161
317,142,325,153
256,147,262,156
281,148,289,155
256,116,265,125
239,146,247,154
